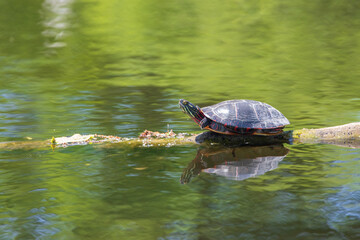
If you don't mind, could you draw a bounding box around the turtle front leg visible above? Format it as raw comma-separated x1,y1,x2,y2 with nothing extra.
199,118,210,129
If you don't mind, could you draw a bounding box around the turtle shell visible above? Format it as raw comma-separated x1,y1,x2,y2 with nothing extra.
202,100,290,130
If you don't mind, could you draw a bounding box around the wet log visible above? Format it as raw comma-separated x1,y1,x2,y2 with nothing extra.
0,122,359,150
194,130,292,146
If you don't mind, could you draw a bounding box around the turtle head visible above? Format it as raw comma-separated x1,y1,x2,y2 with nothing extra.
179,99,206,125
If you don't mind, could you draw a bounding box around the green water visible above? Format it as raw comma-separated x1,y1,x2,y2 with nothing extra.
0,0,359,239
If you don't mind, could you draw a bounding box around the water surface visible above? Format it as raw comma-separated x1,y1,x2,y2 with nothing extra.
0,0,359,239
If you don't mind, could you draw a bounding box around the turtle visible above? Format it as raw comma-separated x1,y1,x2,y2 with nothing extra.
179,99,290,135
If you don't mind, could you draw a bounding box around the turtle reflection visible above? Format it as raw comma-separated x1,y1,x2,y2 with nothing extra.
181,145,289,184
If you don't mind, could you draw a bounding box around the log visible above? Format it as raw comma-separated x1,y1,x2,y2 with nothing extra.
0,122,359,150
195,122,360,148
293,122,360,141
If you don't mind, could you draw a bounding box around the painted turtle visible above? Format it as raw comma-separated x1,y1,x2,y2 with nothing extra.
179,99,290,135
